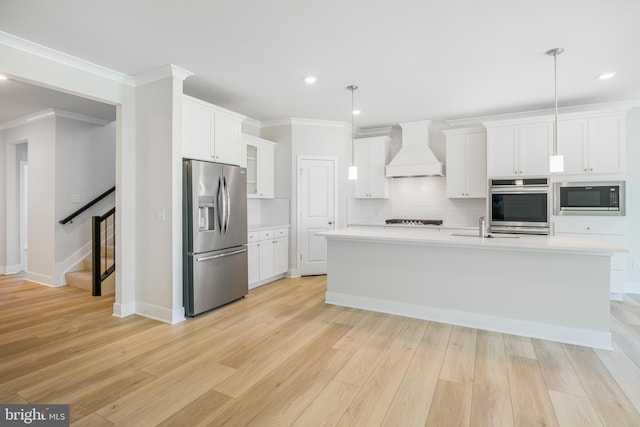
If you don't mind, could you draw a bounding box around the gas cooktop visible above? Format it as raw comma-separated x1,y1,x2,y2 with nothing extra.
385,219,443,226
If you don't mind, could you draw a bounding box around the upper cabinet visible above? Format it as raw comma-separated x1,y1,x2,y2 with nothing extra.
444,128,487,198
557,112,625,175
182,95,246,165
243,134,275,199
353,136,391,199
485,120,552,177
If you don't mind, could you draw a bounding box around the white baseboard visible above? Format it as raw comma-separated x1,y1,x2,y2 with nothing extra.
326,291,612,350
25,272,54,286
1,264,22,275
610,292,624,301
286,268,300,278
249,273,285,290
54,241,92,286
135,302,186,324
112,302,136,318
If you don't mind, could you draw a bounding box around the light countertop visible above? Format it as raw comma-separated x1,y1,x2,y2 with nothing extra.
320,227,627,256
248,224,290,231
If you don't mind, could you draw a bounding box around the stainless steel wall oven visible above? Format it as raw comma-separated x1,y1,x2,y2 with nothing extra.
489,178,550,235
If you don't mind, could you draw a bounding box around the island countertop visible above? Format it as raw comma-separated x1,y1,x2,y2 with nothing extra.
320,226,627,256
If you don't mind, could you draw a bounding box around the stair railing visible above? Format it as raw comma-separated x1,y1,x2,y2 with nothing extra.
59,186,115,225
92,207,115,296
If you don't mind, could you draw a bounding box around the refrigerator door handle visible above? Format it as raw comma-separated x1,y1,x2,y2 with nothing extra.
216,176,224,232
196,248,247,262
224,176,231,233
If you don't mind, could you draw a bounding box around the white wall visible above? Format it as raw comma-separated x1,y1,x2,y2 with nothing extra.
54,118,115,282
1,37,139,316
4,116,57,284
133,74,185,323
2,114,116,285
0,129,5,273
626,107,640,288
261,120,351,277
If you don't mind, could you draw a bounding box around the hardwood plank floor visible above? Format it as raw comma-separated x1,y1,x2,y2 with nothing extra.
1,274,640,426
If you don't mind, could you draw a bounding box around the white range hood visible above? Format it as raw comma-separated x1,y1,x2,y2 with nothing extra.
385,120,444,177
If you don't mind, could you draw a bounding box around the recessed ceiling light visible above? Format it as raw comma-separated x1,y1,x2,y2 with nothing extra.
0,74,7,80
598,72,616,80
304,76,317,84
352,109,361,116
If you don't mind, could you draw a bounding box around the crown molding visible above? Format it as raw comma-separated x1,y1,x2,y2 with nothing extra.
134,64,194,86
0,108,113,130
356,126,393,137
261,117,351,130
0,30,134,86
242,116,262,130
446,99,640,127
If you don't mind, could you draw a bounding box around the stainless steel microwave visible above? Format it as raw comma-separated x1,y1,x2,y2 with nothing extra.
554,181,625,215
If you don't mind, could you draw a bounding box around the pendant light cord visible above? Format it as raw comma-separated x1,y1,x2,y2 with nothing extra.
553,51,558,155
546,48,563,156
347,85,358,166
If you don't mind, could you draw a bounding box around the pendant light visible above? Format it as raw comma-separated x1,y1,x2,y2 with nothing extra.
546,47,564,173
347,85,358,180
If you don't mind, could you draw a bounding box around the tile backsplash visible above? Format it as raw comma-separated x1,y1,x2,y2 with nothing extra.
347,176,486,227
248,198,290,227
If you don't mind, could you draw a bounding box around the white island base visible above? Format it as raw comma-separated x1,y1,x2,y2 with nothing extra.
322,228,619,349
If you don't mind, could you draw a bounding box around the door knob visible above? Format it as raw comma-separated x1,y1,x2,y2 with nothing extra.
328,221,333,225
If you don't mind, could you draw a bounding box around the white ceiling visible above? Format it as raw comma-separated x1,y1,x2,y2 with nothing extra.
1,0,639,128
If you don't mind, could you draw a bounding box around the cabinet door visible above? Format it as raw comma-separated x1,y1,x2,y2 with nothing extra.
246,143,258,197
487,126,518,177
353,142,370,198
589,116,624,173
273,238,288,275
183,100,213,161
213,112,241,165
445,134,466,198
367,142,389,198
557,120,587,174
519,122,551,176
465,133,487,197
248,242,259,285
258,142,275,198
258,240,275,280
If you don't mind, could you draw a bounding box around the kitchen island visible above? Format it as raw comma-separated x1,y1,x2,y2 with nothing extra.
320,227,627,349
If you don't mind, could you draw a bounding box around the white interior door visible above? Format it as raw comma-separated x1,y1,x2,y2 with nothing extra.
298,157,335,276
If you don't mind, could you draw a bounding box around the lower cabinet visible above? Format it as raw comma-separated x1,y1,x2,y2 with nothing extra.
248,227,289,289
553,216,626,299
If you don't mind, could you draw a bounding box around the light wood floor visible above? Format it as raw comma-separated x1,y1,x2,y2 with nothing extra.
1,274,640,426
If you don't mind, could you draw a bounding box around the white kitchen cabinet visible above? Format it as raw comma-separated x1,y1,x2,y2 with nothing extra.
485,120,552,177
247,241,259,285
353,136,391,199
182,95,245,165
248,227,289,289
444,128,486,198
557,113,625,175
553,215,626,299
244,134,275,199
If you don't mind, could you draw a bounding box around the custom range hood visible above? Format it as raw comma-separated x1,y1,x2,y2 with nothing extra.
385,120,444,177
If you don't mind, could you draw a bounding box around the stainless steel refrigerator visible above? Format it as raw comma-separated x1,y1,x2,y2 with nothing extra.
183,159,248,316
